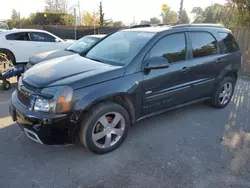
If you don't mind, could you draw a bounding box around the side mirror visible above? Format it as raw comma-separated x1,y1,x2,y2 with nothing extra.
144,56,170,70
55,38,61,42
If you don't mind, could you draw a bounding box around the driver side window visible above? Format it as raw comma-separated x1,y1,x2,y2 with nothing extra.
150,33,187,64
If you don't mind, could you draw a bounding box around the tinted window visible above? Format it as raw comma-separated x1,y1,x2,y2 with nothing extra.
6,32,30,41
218,32,239,53
150,33,186,63
66,37,99,53
31,32,56,42
190,32,217,58
86,31,155,65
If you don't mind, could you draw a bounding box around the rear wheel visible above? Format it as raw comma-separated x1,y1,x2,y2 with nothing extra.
79,102,130,154
0,49,15,66
211,77,236,108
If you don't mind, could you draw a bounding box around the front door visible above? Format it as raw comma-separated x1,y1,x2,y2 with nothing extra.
142,33,192,115
30,32,64,55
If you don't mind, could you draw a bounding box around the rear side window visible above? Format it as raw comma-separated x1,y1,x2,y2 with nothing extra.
150,33,186,63
6,32,31,41
190,32,218,58
218,32,239,53
31,32,56,42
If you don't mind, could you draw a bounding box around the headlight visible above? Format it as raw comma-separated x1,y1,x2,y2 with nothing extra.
34,98,50,112
34,86,73,113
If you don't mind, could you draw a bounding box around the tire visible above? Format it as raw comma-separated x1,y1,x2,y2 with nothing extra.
211,77,236,108
2,80,11,90
0,49,16,66
79,102,130,154
17,74,21,82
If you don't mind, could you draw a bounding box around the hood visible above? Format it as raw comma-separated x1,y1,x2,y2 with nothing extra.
29,50,75,64
23,54,125,89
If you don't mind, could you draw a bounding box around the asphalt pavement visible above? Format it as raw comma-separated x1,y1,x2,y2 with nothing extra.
1,75,250,188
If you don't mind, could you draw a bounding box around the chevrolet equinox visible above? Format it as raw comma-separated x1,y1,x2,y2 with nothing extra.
10,24,242,154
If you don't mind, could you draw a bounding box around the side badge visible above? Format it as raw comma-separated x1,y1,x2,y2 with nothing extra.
145,91,152,95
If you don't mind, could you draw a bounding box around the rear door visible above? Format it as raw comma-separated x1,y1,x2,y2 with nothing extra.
5,32,37,63
142,32,193,115
217,32,241,68
186,31,226,100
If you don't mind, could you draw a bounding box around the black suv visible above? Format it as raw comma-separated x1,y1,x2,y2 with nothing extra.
10,24,241,154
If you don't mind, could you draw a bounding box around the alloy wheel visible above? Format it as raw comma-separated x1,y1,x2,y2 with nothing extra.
219,82,233,105
92,112,125,149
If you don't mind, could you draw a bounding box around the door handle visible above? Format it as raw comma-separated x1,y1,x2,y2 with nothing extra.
216,58,223,63
182,66,190,73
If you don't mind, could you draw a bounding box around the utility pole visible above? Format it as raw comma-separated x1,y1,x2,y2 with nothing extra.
99,1,104,26
74,8,77,40
93,9,96,34
78,0,81,25
18,12,21,28
178,0,184,24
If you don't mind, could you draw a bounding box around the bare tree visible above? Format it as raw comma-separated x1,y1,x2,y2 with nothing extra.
45,0,68,12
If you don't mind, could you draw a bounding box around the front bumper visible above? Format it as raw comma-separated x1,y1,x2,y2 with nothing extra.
10,91,76,145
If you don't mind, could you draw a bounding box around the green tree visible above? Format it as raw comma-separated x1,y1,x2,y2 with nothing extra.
181,9,190,24
61,14,74,25
113,21,125,27
202,6,214,23
82,12,100,26
140,20,150,25
228,0,250,26
150,17,161,24
161,6,178,24
11,9,19,25
191,7,204,23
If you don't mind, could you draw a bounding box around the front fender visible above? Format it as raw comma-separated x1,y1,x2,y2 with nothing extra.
72,72,143,121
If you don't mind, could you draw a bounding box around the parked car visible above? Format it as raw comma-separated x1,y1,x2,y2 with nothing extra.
25,34,106,70
10,24,241,154
0,22,9,31
0,29,73,65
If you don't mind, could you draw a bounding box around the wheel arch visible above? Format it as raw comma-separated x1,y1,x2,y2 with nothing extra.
224,71,238,81
0,48,16,64
76,93,136,126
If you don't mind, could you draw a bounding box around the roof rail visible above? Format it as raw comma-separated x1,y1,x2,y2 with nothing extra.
129,24,151,28
172,24,224,28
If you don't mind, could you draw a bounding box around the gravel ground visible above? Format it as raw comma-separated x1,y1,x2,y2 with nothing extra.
0,75,250,188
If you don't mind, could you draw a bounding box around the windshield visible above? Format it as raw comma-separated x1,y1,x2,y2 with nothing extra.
86,31,155,65
66,37,100,53
0,22,9,30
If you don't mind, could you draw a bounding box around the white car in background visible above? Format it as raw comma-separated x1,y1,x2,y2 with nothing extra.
0,22,9,31
0,29,73,65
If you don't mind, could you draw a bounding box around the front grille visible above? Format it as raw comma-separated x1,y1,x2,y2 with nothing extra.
17,90,31,107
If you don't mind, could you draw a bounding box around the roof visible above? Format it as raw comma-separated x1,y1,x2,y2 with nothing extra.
172,23,224,28
123,23,225,33
86,34,106,38
0,29,51,34
123,26,170,33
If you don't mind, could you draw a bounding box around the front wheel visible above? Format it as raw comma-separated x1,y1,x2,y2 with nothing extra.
2,80,11,90
79,102,130,154
211,77,236,108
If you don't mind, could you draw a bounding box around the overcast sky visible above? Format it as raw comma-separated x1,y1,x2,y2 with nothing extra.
1,0,226,24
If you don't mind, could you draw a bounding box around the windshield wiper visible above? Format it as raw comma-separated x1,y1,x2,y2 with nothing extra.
65,48,77,53
86,57,103,63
